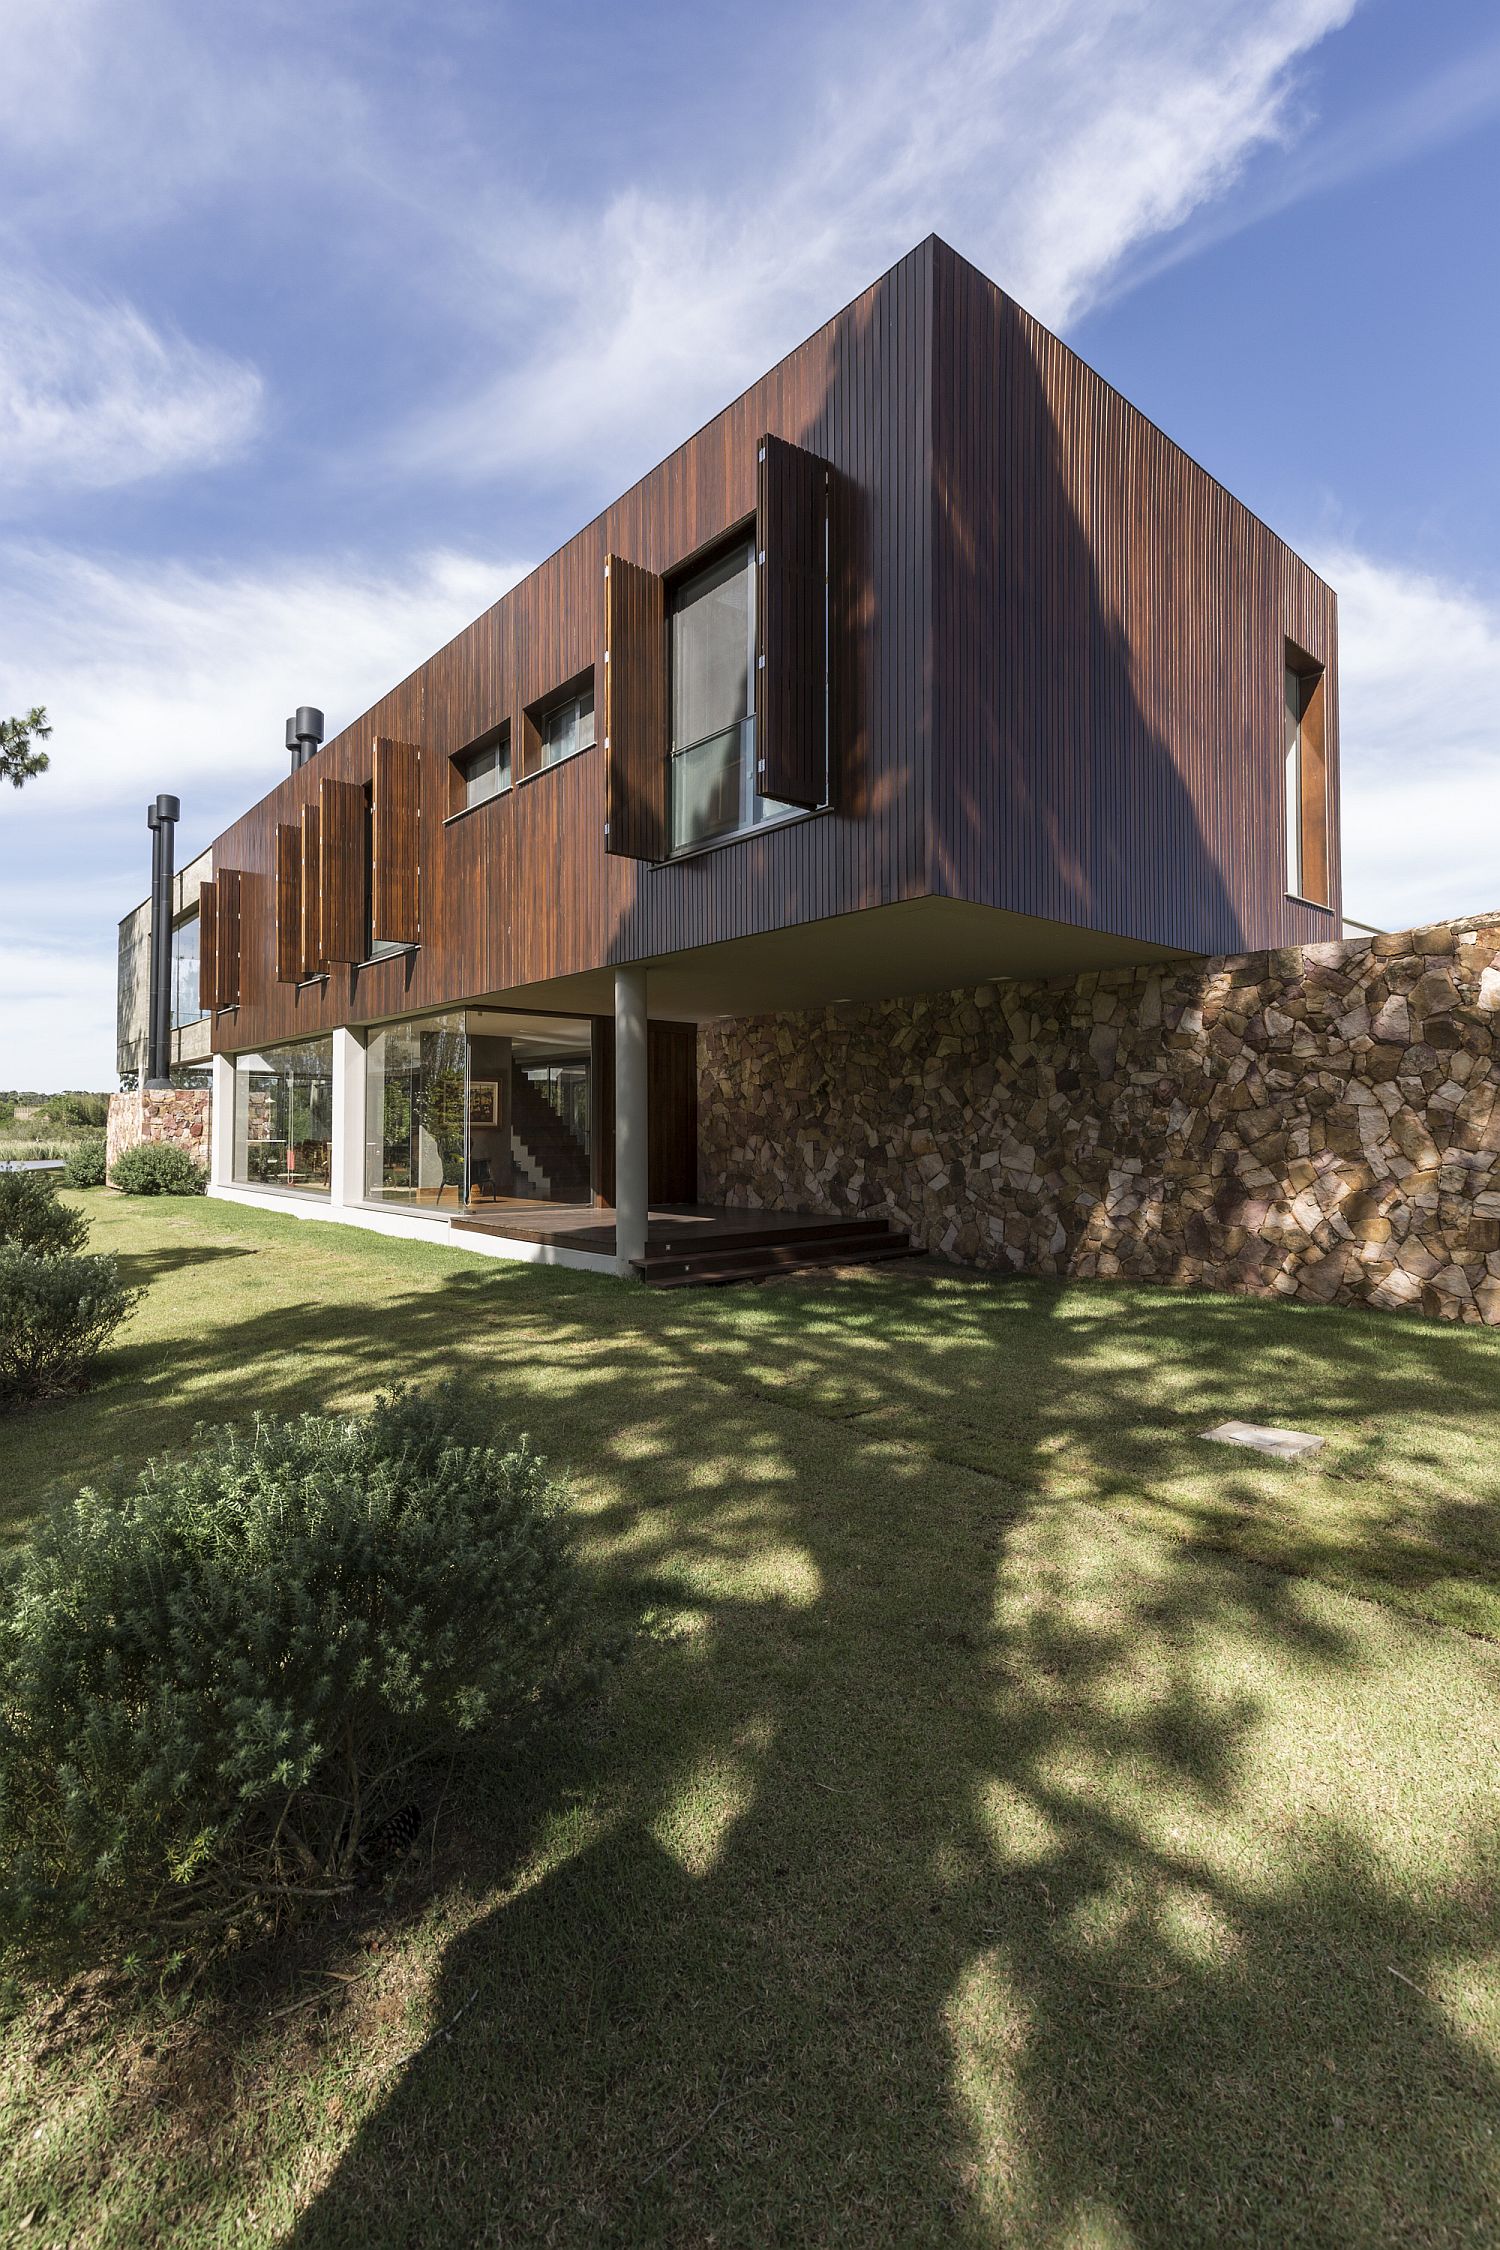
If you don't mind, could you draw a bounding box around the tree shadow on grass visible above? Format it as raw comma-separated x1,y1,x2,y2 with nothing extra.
113,1244,259,1287
259,1280,1500,2247
8,1260,1498,2243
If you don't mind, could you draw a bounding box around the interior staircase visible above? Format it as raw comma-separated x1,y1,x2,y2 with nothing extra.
508,1070,590,1201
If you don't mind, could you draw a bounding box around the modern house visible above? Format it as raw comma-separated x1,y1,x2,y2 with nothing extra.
195,235,1340,1282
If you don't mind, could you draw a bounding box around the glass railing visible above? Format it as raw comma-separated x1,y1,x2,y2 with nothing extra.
670,721,747,854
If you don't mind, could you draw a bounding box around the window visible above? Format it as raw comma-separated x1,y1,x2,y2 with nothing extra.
232,1038,334,1194
170,909,202,1027
522,682,595,781
1284,646,1329,905
453,726,511,811
669,540,799,854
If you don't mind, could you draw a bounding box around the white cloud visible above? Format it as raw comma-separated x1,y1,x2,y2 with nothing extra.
1315,548,1500,930
0,270,264,500
0,541,523,822
402,0,1356,486
0,543,526,1087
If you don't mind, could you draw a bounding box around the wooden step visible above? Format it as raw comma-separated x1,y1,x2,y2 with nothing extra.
636,1229,914,1289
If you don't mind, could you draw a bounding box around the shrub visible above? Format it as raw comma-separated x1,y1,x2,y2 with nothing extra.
39,1093,109,1129
0,1248,137,1406
0,1170,88,1258
0,1379,612,1947
62,1139,108,1189
109,1142,206,1196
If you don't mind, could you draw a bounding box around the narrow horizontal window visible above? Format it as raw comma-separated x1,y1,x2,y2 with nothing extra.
520,675,595,782
453,725,511,812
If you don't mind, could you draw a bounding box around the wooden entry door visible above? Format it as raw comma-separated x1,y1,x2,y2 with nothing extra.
590,1018,699,1205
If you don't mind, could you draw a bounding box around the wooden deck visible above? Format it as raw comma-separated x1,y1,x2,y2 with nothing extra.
449,1202,914,1285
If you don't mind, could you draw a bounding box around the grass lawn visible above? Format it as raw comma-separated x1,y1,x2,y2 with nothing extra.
2,1189,1498,2246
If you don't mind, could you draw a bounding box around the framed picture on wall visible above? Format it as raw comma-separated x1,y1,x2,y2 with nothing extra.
467,1080,499,1128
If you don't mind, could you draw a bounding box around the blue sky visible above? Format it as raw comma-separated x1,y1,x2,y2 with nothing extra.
1,0,1497,1086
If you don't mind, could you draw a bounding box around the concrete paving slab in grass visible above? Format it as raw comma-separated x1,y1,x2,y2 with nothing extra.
1201,1419,1326,1460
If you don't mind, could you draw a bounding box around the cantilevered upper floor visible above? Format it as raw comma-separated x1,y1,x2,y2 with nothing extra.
202,234,1339,1049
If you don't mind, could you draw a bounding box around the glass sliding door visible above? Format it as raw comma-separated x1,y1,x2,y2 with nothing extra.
363,1012,468,1209
232,1038,334,1193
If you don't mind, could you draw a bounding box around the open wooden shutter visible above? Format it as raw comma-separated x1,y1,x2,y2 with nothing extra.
274,824,301,983
299,802,322,978
372,737,421,945
756,433,830,809
318,776,364,963
215,869,241,1009
1298,668,1330,908
604,553,667,860
198,880,218,1013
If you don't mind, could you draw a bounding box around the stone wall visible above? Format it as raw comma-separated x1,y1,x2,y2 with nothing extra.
698,915,1500,1324
106,1087,212,1175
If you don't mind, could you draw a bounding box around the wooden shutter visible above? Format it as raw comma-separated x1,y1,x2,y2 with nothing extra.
318,775,364,963
603,553,667,860
1298,670,1330,908
299,802,322,978
372,737,421,945
215,868,241,1009
198,880,218,1013
756,432,830,809
274,824,301,983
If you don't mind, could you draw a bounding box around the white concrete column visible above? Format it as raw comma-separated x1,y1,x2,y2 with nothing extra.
210,1052,235,1188
330,1026,365,1210
614,964,649,1269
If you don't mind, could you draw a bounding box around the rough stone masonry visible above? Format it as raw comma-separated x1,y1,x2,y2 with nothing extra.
698,914,1500,1325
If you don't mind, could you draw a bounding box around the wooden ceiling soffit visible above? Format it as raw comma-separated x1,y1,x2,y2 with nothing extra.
756,432,831,811
603,553,667,861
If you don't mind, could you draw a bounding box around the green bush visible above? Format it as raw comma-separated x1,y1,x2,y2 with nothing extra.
0,1380,613,1947
109,1141,206,1196
62,1139,108,1189
0,1170,88,1258
38,1093,109,1129
0,1248,137,1406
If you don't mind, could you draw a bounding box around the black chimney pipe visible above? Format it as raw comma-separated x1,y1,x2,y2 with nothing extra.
286,707,325,769
146,794,181,1089
145,806,162,1085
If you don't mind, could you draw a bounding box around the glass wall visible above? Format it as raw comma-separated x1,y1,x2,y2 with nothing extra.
361,1009,595,1213
364,1013,468,1208
171,910,202,1027
232,1038,334,1193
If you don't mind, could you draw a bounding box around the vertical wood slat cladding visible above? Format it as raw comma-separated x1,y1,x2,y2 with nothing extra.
589,1018,698,1204
318,777,365,963
210,242,934,1051
928,240,1340,954
198,881,218,1014
274,825,301,984
371,737,421,944
603,555,667,860
756,433,830,809
206,236,1338,1059
299,803,322,979
214,869,241,1010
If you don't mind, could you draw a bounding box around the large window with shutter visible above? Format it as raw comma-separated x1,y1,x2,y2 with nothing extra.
668,540,799,855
